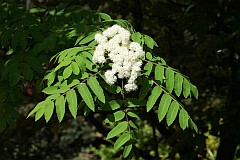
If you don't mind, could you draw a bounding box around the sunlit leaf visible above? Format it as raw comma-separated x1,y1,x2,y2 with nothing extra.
158,94,172,122
146,85,162,112
55,95,66,122
77,83,95,111
107,121,128,139
166,101,179,126
105,110,125,123
166,68,174,93
44,101,54,122
183,78,191,98
179,108,189,130
87,76,105,103
63,65,73,79
123,143,132,158
114,132,131,150
174,73,183,97
66,90,78,118
155,65,164,83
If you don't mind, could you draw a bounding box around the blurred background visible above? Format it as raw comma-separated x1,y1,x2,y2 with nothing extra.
1,0,240,159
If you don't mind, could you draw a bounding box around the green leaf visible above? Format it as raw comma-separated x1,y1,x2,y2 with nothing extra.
46,93,61,101
77,83,95,111
75,35,85,46
21,63,33,81
71,62,80,75
114,132,131,150
44,101,54,122
139,79,153,100
54,60,71,72
179,109,189,130
131,32,142,44
27,101,46,118
35,107,45,121
124,98,146,107
166,68,175,93
45,72,56,86
99,12,112,20
143,62,153,76
55,95,66,122
144,35,158,49
100,81,121,94
9,68,21,86
105,110,125,123
79,32,96,45
58,86,70,93
64,47,84,61
129,120,138,129
183,78,191,98
146,85,162,112
189,118,198,133
158,94,172,122
191,84,199,99
146,52,152,60
123,143,132,158
155,65,164,83
66,90,78,118
107,121,128,139
87,76,105,103
63,65,73,79
166,101,179,126
6,48,14,55
174,73,183,97
69,79,80,87
127,110,140,119
75,55,86,72
19,30,28,49
25,55,44,73
42,86,59,95
100,100,122,110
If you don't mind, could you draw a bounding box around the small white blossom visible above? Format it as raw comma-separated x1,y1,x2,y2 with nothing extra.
105,70,117,85
124,83,138,92
94,33,107,44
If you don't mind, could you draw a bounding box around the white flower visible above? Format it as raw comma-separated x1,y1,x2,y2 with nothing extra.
129,42,142,51
92,52,106,64
102,24,121,38
105,70,117,85
93,25,145,91
94,33,107,44
124,83,138,92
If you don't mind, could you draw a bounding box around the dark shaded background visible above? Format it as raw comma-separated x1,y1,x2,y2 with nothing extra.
1,0,240,159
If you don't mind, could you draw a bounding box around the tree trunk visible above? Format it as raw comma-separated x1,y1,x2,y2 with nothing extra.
217,48,240,160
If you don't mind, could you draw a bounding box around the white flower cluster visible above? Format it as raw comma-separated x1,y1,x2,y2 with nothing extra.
93,25,145,92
